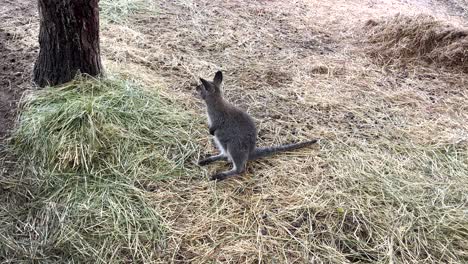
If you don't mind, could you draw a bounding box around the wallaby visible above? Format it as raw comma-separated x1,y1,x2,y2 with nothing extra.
196,71,317,181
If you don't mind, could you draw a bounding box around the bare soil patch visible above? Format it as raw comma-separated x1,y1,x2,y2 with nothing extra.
0,0,38,142
0,30,36,141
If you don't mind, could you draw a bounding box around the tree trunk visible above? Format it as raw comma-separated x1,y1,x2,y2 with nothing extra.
33,0,103,87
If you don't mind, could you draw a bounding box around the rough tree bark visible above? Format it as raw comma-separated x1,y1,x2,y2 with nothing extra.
33,0,103,87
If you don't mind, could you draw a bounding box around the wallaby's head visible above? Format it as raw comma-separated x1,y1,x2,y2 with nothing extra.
196,71,223,101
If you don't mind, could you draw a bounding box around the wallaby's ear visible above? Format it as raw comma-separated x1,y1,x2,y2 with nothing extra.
213,71,223,87
200,78,210,89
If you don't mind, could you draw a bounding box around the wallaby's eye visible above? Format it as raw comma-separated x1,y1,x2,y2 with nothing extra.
205,85,215,93
196,84,206,92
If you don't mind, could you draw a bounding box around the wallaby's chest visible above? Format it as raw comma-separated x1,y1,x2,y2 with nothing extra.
213,136,226,155
206,109,212,126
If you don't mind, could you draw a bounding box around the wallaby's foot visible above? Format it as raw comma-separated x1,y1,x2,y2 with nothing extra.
210,166,245,181
210,148,248,181
210,173,229,181
198,158,211,166
198,154,227,166
210,171,237,181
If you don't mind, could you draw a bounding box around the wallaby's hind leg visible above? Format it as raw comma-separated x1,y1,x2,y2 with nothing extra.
210,148,248,181
198,154,228,166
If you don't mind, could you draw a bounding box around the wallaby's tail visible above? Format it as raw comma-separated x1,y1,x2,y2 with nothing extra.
249,139,318,160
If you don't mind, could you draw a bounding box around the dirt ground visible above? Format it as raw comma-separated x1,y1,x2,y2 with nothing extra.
0,0,38,144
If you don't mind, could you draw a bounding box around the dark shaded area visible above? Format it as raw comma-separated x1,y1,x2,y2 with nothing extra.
0,0,38,185
0,30,37,143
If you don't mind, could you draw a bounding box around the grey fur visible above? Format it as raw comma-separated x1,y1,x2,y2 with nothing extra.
196,71,317,181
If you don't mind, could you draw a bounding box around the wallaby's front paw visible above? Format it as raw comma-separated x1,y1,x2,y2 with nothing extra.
198,159,210,166
210,173,227,181
209,127,216,135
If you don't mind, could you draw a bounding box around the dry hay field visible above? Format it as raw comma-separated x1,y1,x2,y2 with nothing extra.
1,0,468,263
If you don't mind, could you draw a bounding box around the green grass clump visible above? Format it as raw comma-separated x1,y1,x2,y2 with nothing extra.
0,75,200,263
100,0,156,23
11,75,198,178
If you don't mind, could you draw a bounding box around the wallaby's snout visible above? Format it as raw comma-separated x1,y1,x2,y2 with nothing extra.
194,83,206,99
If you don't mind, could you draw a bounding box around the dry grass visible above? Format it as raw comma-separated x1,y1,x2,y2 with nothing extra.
1,0,468,263
99,0,468,263
364,14,468,72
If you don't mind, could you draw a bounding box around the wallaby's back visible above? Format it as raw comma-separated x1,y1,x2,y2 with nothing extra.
208,100,257,157
196,71,318,181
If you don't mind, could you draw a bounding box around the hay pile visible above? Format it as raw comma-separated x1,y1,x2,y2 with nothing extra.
0,75,201,262
365,14,468,72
